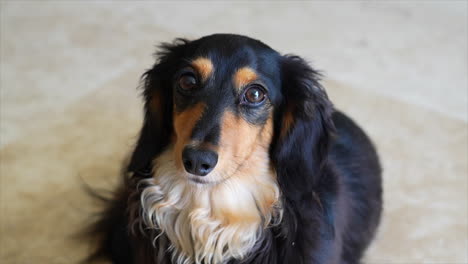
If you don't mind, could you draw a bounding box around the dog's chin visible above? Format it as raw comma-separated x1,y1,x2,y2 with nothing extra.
186,174,225,186
187,175,210,185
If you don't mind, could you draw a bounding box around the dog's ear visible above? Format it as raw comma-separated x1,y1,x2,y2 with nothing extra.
272,55,335,193
128,39,190,172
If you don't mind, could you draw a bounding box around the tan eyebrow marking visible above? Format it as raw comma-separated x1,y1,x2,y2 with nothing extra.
233,67,258,91
191,57,213,81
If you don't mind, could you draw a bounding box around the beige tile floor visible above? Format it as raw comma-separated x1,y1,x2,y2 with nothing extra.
0,1,466,263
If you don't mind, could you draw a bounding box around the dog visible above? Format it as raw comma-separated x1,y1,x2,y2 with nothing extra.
86,34,382,264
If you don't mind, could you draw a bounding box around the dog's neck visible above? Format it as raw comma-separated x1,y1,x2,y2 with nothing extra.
140,147,282,264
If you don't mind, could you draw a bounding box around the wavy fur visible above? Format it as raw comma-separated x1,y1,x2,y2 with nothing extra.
138,147,282,264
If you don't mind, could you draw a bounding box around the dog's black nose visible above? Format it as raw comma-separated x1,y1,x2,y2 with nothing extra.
182,147,218,176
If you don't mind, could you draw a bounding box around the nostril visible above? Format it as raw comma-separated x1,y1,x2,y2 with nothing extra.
201,163,210,171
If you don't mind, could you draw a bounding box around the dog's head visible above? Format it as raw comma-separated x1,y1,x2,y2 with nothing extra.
129,34,335,263
130,34,334,188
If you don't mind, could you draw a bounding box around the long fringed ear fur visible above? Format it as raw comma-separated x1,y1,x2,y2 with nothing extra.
128,39,190,172
273,55,335,192
271,55,336,263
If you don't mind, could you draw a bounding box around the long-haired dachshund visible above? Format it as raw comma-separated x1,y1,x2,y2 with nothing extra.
87,34,382,264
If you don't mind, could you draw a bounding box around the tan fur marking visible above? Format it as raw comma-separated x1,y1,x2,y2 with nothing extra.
280,106,295,139
215,112,274,180
212,112,277,223
192,57,214,81
173,103,206,169
259,116,274,148
233,67,258,90
218,112,259,166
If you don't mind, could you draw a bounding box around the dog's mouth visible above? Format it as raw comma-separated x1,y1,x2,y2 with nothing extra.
186,174,226,186
187,175,211,184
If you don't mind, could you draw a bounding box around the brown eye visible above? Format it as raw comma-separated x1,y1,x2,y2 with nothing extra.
179,74,198,90
244,86,266,105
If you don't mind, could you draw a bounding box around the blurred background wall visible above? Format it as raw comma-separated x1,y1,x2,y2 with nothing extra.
0,1,466,263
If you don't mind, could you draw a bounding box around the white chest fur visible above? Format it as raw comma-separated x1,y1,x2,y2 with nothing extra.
140,148,282,264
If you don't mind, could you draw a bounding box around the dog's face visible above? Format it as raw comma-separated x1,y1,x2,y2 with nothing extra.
132,34,333,188
166,37,281,184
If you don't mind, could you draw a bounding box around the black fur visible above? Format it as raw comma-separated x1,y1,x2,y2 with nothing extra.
86,34,382,264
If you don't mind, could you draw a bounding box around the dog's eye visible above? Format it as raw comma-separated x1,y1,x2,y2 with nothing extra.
243,85,266,105
178,73,198,91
